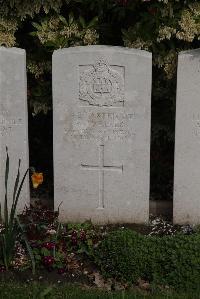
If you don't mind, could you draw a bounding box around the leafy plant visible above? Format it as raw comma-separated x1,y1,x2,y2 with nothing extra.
30,221,67,272
31,13,99,50
0,147,42,272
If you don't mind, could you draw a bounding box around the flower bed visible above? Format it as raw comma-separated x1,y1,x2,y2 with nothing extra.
1,204,200,291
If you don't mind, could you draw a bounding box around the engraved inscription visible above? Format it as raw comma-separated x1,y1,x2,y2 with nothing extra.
0,112,23,137
64,111,135,142
193,113,200,137
79,58,125,107
81,144,123,209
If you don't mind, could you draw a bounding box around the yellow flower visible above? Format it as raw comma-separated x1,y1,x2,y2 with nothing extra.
31,172,43,189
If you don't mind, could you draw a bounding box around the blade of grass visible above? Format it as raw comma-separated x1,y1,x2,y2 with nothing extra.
38,285,54,298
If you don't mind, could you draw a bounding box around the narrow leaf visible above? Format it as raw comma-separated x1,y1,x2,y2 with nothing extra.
9,159,21,228
11,168,30,227
4,147,9,229
12,159,21,204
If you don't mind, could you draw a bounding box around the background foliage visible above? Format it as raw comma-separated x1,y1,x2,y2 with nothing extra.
0,0,199,201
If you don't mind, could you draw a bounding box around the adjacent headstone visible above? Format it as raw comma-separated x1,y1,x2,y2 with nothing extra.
53,46,152,224
174,48,200,224
0,47,29,214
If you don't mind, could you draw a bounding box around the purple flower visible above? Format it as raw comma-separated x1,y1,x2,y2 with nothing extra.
117,0,129,5
31,242,40,248
80,230,87,242
0,265,6,272
43,256,54,266
42,242,55,250
71,231,78,246
58,268,65,274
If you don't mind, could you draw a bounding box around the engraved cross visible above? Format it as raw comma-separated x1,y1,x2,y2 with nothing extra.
81,144,123,209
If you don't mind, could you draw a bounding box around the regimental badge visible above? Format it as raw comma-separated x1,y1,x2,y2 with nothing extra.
79,58,125,106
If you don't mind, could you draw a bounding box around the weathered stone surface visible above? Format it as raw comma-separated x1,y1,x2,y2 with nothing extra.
174,48,200,224
0,47,29,214
53,45,152,224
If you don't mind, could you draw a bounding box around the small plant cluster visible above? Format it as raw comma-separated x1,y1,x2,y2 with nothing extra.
149,216,178,236
3,206,100,275
0,209,100,275
18,207,63,272
93,228,200,290
148,216,195,236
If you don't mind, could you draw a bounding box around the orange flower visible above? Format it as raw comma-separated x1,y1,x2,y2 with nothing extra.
31,172,43,189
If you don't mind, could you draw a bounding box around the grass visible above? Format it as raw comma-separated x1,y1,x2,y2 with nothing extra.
0,282,200,299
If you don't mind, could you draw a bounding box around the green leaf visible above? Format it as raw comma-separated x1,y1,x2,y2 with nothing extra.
68,13,74,25
12,168,30,221
38,286,54,298
87,16,98,28
59,15,68,25
4,146,9,229
32,22,42,30
41,247,50,256
9,159,21,228
79,16,86,28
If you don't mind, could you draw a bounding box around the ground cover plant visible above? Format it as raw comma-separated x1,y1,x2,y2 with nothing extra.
2,281,200,299
93,228,200,290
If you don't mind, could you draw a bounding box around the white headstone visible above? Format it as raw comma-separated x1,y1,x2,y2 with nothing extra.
0,47,29,214
53,46,152,224
174,48,200,224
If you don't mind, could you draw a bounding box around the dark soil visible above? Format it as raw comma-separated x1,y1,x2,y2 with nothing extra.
0,268,92,285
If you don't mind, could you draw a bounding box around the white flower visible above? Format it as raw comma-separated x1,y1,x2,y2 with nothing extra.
47,229,57,235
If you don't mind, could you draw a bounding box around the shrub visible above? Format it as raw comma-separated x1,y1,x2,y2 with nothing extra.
93,229,200,290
